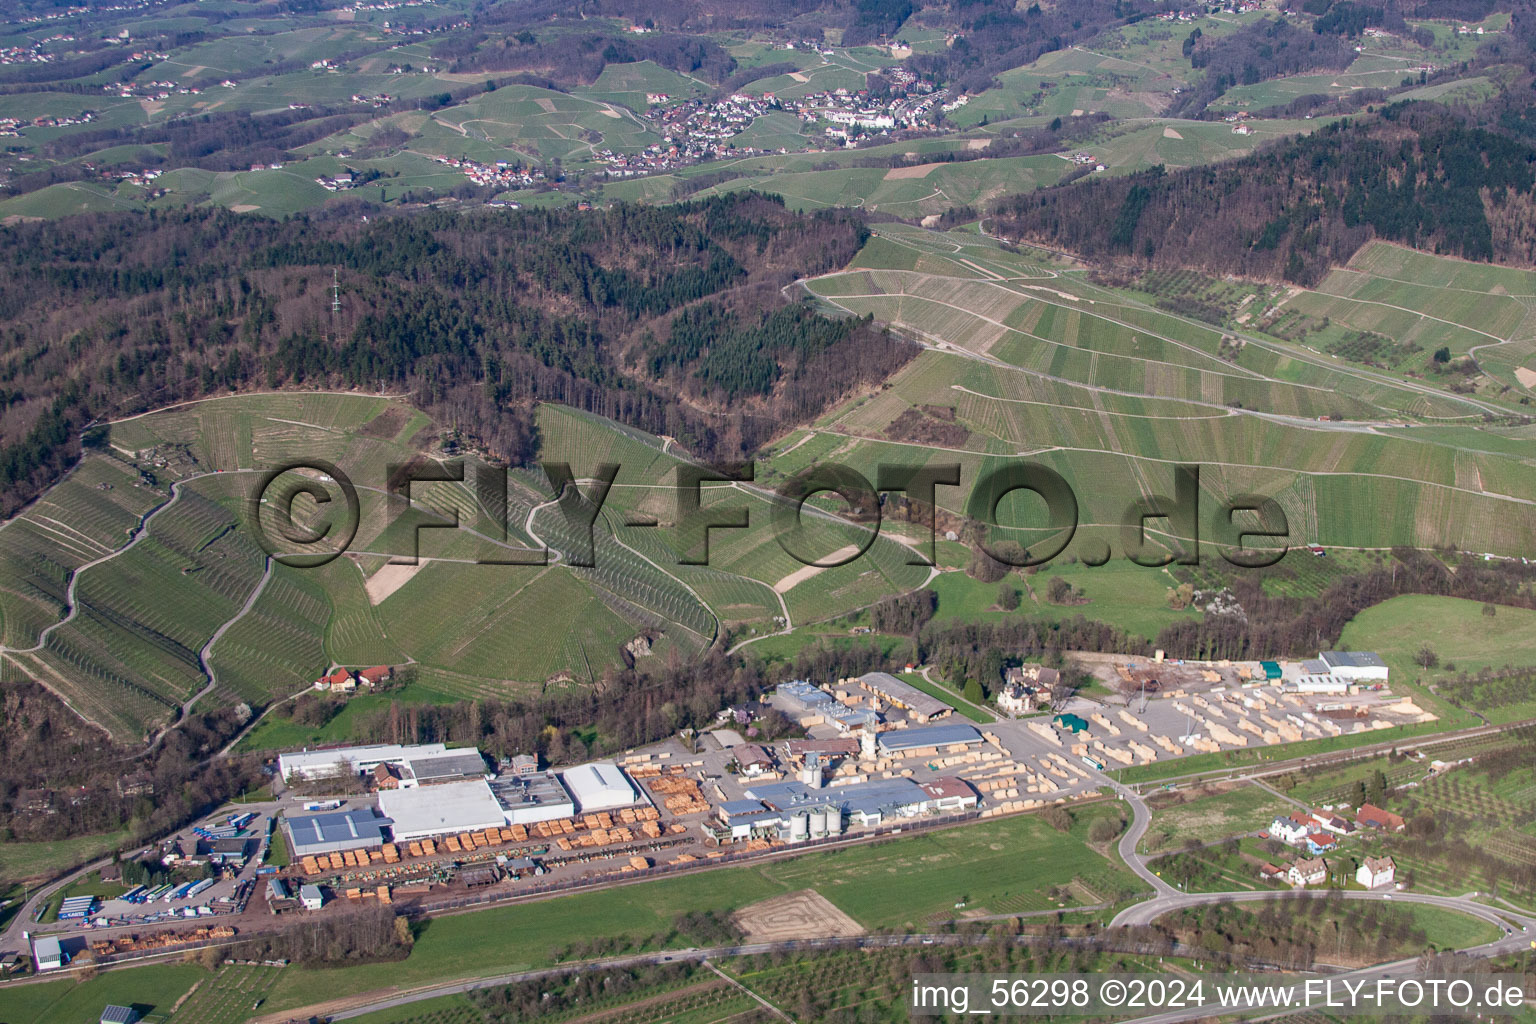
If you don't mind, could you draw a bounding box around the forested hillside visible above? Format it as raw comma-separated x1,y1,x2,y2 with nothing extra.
989,103,1536,285
0,193,914,514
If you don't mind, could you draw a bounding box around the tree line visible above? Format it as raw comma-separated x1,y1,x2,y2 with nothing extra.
990,101,1536,285
0,192,915,515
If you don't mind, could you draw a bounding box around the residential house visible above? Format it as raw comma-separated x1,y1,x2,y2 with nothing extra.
1356,855,1396,888
1005,665,1060,690
1310,811,1357,837
1356,803,1406,832
1268,812,1311,845
996,682,1040,715
1287,856,1328,887
1305,832,1338,855
372,762,406,790
314,667,355,692
734,744,774,776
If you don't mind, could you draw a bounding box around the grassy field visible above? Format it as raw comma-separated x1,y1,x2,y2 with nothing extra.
1142,782,1296,853
0,829,133,887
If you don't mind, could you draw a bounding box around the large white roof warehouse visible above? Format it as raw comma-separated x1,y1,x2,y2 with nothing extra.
279,743,449,781
560,762,640,812
378,779,507,842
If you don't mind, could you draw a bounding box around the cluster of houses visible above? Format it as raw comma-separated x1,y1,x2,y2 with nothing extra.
343,0,440,12
1156,3,1266,21
19,0,160,24
313,664,394,694
1261,802,1405,889
102,166,164,189
101,78,200,101
432,155,545,190
1068,150,1109,172
350,93,394,107
0,111,97,138
601,76,945,176
0,42,57,65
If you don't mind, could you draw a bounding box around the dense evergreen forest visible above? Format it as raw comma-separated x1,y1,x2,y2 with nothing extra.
0,193,915,515
990,102,1536,285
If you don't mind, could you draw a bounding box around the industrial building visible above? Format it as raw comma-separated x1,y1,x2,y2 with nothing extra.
560,762,640,813
371,749,488,789
1318,651,1389,682
299,884,324,910
774,679,879,733
487,772,576,826
278,742,452,782
31,935,63,971
284,806,392,859
1285,674,1352,696
379,779,509,842
853,671,952,722
744,774,972,827
874,722,981,755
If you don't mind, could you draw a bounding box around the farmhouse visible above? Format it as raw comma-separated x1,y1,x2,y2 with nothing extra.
853,671,953,722
1356,855,1396,888
1357,803,1406,832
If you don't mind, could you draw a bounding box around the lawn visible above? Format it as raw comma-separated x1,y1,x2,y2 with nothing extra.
0,829,134,888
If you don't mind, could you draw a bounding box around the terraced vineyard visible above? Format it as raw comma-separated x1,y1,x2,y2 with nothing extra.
803,227,1536,558
0,392,942,739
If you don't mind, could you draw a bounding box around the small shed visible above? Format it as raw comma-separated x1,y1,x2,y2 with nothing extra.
100,1007,139,1024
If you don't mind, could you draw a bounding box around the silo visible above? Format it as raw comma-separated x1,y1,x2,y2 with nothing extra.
824,806,843,836
790,813,810,841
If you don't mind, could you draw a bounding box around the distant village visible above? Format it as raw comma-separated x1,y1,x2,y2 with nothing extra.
598,67,948,177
